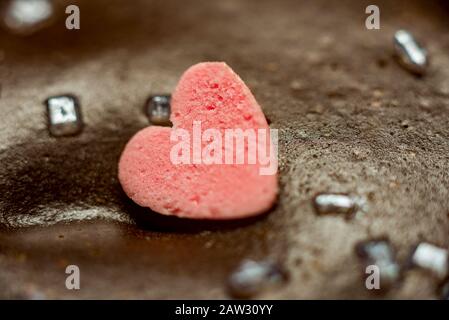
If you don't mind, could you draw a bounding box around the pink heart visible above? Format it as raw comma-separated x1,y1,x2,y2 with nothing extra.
119,62,278,219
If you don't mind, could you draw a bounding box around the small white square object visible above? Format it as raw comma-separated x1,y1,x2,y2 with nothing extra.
46,95,83,136
412,243,449,279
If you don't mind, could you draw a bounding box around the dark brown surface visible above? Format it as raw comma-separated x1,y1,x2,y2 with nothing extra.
0,0,448,299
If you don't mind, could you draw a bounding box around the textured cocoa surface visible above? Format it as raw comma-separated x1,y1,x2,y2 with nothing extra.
0,0,448,299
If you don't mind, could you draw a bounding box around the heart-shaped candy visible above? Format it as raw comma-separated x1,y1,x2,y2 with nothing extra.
119,62,278,219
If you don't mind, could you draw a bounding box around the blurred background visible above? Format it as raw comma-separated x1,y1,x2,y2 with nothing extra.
0,0,448,299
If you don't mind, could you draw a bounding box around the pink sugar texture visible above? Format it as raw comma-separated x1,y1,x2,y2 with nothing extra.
118,62,278,220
